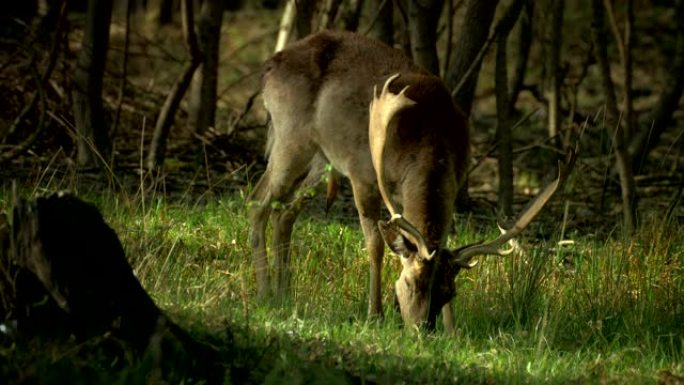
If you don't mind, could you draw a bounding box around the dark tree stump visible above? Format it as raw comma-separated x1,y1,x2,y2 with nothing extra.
0,192,225,382
9,192,166,346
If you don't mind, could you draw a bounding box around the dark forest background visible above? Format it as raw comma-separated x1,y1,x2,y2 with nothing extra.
0,0,682,233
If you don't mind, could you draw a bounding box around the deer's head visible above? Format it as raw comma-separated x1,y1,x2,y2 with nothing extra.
370,74,575,330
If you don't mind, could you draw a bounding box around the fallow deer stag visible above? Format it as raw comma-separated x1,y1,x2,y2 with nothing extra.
248,30,574,330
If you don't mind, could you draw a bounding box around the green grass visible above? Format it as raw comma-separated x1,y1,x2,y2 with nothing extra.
3,183,681,384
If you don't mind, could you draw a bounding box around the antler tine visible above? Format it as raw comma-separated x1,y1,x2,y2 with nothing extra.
453,148,577,265
492,224,522,256
369,74,434,260
389,214,435,261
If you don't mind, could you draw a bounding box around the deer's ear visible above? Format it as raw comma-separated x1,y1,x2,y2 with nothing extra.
378,221,413,257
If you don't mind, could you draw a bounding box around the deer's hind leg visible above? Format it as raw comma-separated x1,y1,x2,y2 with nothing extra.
247,137,318,300
271,153,328,297
247,171,275,300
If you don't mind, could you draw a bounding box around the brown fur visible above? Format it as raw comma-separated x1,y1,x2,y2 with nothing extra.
248,31,469,330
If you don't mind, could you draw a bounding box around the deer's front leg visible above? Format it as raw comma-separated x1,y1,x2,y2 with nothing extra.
365,218,385,319
350,180,384,319
442,301,455,335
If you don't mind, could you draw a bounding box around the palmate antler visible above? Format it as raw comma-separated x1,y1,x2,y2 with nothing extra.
369,74,435,261
452,148,577,266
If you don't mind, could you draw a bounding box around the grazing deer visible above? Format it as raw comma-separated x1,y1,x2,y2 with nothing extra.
248,30,574,330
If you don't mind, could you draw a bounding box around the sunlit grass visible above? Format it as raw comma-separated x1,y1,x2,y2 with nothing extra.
1,172,682,384
30,185,675,384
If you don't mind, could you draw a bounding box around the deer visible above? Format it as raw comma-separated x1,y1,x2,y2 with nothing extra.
247,30,575,331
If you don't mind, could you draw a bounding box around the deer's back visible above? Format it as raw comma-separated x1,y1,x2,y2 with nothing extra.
264,31,421,90
262,31,467,183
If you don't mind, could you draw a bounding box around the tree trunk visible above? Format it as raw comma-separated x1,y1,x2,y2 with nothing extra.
494,0,525,218
275,0,296,52
508,0,533,114
147,0,201,170
542,0,564,148
628,0,684,173
368,0,393,46
591,0,637,234
343,0,365,32
187,0,224,136
624,0,634,137
150,0,175,25
295,0,315,39
111,0,132,140
496,41,514,218
445,0,498,212
407,0,444,75
445,0,499,116
71,0,113,168
320,0,344,30
160,0,175,25
396,0,413,57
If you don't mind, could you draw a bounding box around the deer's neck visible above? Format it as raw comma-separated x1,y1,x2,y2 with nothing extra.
399,160,457,251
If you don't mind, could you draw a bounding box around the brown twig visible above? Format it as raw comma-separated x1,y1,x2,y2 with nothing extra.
229,89,261,134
